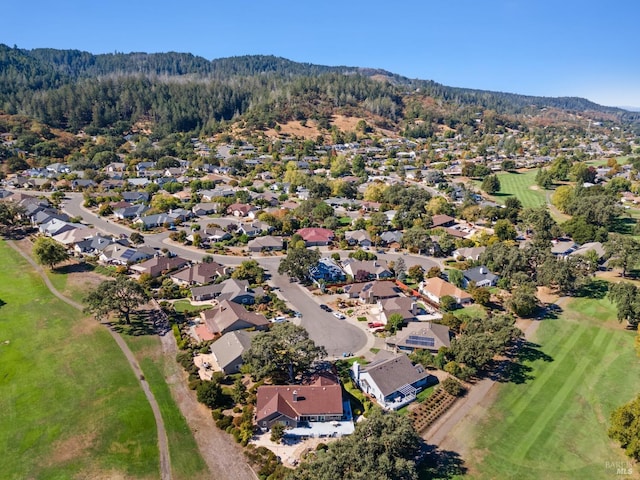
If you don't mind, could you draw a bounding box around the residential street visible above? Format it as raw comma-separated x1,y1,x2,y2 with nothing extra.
60,192,442,357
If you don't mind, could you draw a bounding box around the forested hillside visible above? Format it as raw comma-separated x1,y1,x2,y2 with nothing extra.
1,43,638,136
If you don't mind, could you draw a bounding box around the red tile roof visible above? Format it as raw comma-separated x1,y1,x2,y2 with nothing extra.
296,227,335,243
256,373,343,424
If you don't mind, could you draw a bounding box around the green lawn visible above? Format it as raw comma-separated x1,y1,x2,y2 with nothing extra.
173,299,212,314
0,241,159,479
492,171,547,208
464,290,639,479
454,304,487,320
122,330,210,480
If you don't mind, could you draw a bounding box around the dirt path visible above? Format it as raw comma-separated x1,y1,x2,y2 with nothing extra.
157,312,257,480
7,241,172,480
545,190,570,221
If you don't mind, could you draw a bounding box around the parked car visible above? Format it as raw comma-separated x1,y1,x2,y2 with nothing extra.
333,312,346,320
320,304,332,312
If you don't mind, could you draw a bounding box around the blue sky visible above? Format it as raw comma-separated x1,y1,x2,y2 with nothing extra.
4,1,640,107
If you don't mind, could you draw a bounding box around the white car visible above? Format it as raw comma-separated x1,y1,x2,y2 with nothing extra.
333,312,346,320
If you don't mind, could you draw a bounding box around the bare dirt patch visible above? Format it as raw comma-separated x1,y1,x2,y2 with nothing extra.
536,286,559,305
529,185,540,191
263,120,321,140
49,432,97,466
595,269,640,285
63,267,106,296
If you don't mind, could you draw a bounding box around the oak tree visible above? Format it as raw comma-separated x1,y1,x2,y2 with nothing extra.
84,276,149,324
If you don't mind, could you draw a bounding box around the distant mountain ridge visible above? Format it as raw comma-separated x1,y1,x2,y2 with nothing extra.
1,43,638,132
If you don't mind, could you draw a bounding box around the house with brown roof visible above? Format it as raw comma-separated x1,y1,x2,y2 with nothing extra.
170,261,228,286
247,235,284,252
385,321,451,354
199,300,269,336
431,214,456,228
227,203,259,218
255,373,344,430
344,280,400,304
377,296,417,324
419,277,473,306
351,352,434,411
342,259,393,280
130,255,190,278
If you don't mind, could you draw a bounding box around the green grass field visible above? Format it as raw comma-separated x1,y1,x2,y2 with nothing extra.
0,241,159,479
465,288,639,479
493,171,547,208
123,331,210,480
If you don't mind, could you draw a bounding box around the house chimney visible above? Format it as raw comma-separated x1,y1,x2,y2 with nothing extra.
480,267,486,275
292,390,298,402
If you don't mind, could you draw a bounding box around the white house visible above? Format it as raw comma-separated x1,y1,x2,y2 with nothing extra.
351,351,434,411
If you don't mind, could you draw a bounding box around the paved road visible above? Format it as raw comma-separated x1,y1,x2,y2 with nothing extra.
7,239,172,480
268,270,368,358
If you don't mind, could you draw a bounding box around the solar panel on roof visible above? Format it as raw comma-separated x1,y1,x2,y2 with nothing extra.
121,249,136,260
406,335,435,348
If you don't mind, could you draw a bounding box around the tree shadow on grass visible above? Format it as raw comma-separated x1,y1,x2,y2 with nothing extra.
110,309,162,336
541,303,563,320
517,341,553,363
486,359,534,384
55,262,95,275
0,298,5,309
576,279,609,299
487,339,552,384
419,444,467,479
609,217,636,235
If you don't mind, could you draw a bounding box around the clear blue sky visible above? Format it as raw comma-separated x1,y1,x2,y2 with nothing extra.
4,1,640,107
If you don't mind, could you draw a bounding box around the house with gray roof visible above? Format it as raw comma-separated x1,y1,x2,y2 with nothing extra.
351,352,434,411
344,229,372,247
247,235,283,252
309,257,346,284
462,266,499,288
385,321,451,354
74,234,115,255
39,218,84,237
191,278,262,304
114,204,149,220
120,191,150,204
380,230,403,246
453,246,486,261
171,261,228,285
568,241,606,261
209,330,258,374
99,244,153,265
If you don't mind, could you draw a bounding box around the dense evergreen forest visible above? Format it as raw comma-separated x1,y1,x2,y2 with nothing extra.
1,43,638,135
